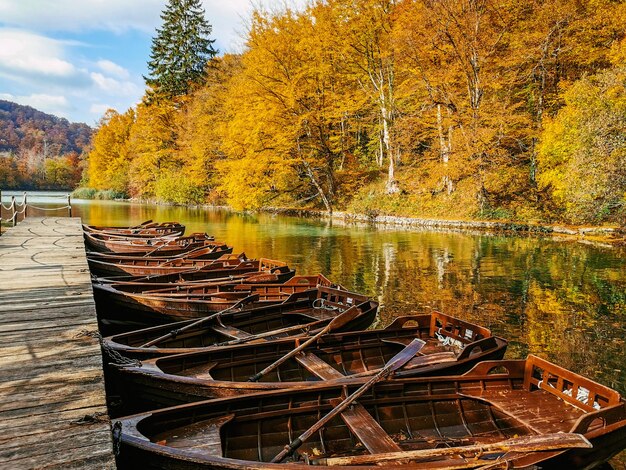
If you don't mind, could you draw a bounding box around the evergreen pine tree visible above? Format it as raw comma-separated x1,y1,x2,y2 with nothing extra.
145,0,217,101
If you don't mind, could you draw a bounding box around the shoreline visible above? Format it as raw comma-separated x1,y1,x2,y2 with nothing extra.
70,191,626,245
258,207,626,247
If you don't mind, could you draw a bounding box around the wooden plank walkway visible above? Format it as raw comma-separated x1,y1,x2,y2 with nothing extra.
0,218,116,469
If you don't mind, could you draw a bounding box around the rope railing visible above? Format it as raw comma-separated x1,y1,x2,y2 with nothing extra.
0,190,72,235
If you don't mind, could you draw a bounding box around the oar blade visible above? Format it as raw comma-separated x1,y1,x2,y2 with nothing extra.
388,338,426,372
326,306,361,331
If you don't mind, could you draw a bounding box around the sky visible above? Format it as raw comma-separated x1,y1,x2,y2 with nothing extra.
0,0,306,126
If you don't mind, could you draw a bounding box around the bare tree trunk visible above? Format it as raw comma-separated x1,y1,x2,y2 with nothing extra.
303,160,332,214
379,84,399,194
437,104,454,194
386,148,400,194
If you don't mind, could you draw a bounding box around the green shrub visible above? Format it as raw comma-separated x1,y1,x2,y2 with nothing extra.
155,172,205,205
71,187,127,200
71,187,97,199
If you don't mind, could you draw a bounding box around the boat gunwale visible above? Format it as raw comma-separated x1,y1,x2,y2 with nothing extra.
116,356,626,469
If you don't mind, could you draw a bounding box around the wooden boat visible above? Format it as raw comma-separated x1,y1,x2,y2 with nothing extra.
92,264,300,291
102,287,378,358
84,231,224,256
86,250,254,277
112,312,507,412
115,355,626,469
83,221,185,238
94,275,335,328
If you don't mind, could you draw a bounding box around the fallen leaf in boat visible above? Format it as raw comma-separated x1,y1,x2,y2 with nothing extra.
156,440,167,445
312,448,322,456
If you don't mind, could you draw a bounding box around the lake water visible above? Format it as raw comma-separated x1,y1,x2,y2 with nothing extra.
4,191,626,467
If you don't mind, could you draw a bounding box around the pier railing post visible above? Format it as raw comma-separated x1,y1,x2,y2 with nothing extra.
11,196,16,226
67,194,72,217
23,191,28,219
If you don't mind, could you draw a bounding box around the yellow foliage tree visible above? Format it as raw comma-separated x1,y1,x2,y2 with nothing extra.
127,100,178,199
87,108,135,194
538,67,626,223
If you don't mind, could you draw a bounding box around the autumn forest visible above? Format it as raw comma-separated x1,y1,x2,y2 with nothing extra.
0,100,91,190
85,0,626,223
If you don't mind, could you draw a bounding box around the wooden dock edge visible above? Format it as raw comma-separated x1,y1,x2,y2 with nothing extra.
0,218,116,469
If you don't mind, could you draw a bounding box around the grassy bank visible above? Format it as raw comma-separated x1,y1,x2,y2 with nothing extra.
71,187,127,200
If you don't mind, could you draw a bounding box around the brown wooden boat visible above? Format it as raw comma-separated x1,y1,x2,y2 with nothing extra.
112,313,507,412
89,253,285,279
102,287,378,358
86,250,257,278
83,221,185,238
84,231,224,256
115,355,626,469
94,275,335,329
92,264,300,291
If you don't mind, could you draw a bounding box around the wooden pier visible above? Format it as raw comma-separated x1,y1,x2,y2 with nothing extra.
0,218,115,469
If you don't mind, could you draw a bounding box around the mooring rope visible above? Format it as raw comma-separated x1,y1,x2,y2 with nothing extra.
27,204,71,211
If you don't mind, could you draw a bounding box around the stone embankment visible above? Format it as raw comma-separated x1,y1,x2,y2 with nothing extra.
264,207,624,243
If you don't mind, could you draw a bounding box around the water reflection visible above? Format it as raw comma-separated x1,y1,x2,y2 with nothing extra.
7,194,626,464
64,198,626,392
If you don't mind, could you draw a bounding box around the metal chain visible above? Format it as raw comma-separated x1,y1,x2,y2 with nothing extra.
75,329,142,367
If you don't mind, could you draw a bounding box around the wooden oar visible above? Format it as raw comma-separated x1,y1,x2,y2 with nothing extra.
312,432,591,466
138,294,260,348
141,235,196,257
247,306,361,382
213,319,328,347
131,220,153,228
270,338,426,463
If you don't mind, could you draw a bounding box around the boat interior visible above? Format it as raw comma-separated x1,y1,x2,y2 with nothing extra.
130,356,623,465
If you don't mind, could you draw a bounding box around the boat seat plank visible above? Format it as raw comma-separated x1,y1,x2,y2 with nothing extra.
329,398,402,456
210,324,253,340
155,414,234,457
284,308,337,321
294,351,402,456
294,352,344,380
459,389,585,434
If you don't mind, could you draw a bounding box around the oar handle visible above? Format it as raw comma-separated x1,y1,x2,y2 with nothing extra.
273,438,303,463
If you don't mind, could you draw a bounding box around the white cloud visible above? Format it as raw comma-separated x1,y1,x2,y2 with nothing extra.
0,29,79,80
89,103,113,115
0,0,162,33
96,59,130,80
0,1,309,52
203,0,309,52
0,0,309,122
90,72,140,96
0,92,73,117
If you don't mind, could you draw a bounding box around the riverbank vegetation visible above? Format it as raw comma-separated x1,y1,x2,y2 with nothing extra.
86,0,626,225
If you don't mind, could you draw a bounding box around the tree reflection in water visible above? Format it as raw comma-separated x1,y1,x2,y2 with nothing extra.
74,199,626,467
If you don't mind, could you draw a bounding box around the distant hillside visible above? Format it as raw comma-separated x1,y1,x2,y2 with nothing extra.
0,101,92,190
0,100,92,156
